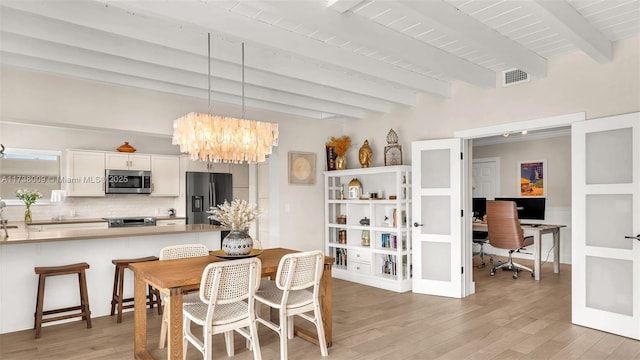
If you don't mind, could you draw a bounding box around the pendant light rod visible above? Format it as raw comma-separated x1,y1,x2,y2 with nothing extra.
241,42,245,119
208,33,212,115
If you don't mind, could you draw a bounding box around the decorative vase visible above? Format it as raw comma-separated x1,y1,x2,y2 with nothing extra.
24,205,32,223
117,141,136,153
222,230,254,256
336,154,346,170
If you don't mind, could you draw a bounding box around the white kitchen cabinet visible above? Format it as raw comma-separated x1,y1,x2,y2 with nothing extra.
182,156,230,173
105,153,151,171
230,164,249,187
63,150,106,197
150,155,180,197
324,165,412,293
156,219,186,226
231,163,249,201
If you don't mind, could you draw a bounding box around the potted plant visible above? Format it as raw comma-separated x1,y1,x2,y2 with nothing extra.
16,189,43,223
208,199,262,255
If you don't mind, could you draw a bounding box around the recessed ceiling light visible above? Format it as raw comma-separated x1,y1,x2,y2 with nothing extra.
503,133,510,137
521,130,528,135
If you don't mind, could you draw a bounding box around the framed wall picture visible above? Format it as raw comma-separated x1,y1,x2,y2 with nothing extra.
519,160,545,197
288,151,316,185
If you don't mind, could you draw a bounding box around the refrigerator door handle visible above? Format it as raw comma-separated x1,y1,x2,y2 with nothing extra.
210,182,216,210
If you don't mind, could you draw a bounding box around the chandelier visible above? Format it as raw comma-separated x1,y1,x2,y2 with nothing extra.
172,34,278,164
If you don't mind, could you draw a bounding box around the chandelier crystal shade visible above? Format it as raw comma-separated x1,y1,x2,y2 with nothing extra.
172,34,278,164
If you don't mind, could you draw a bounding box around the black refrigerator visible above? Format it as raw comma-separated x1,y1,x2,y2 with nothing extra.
185,172,233,227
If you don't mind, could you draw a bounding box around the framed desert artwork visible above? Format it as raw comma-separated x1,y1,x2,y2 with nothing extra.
519,160,545,197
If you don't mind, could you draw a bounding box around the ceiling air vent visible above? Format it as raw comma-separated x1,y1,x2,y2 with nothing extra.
502,68,529,87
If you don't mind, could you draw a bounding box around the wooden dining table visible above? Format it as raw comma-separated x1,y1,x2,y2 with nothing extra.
130,247,335,360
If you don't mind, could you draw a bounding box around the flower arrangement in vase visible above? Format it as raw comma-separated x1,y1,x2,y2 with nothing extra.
208,199,262,255
326,136,351,170
16,189,43,223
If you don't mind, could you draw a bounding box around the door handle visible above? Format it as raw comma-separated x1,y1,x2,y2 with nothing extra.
624,234,640,241
413,222,423,227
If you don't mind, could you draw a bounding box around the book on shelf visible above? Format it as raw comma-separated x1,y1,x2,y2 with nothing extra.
381,233,393,248
381,254,397,276
380,233,406,249
379,255,412,277
335,247,347,266
325,146,337,171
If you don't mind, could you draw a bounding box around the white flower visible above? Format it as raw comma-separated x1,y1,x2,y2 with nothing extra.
207,199,262,231
16,189,43,206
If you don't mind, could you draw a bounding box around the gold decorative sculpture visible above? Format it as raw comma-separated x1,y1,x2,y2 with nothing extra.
348,178,362,199
358,139,373,168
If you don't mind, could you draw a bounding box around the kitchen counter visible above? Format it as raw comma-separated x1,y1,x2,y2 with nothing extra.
0,223,226,245
0,220,226,334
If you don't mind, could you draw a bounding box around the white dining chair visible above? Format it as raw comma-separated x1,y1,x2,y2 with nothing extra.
254,250,328,360
158,243,209,349
183,257,262,360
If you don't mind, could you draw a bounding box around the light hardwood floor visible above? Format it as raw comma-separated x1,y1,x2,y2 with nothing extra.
2,258,639,359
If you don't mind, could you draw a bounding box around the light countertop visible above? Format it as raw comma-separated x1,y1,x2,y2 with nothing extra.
25,216,186,226
0,223,227,245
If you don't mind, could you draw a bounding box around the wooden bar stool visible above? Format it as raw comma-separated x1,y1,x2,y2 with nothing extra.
34,262,92,339
110,256,162,323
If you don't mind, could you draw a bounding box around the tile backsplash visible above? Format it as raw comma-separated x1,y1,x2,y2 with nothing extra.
2,195,179,221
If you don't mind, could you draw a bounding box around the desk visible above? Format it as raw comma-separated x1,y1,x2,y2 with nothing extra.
472,223,565,280
130,247,335,360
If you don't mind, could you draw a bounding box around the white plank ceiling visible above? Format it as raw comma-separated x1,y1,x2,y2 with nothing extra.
1,0,638,120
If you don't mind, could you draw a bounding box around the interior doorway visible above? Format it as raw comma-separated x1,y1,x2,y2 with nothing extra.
457,112,585,296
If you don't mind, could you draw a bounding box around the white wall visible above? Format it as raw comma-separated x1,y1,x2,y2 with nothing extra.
1,36,638,254
340,36,639,166
269,118,340,251
473,135,572,207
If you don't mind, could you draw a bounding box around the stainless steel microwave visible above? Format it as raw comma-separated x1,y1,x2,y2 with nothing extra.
105,169,152,194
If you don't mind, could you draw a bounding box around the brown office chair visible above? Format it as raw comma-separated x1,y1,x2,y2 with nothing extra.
486,200,534,279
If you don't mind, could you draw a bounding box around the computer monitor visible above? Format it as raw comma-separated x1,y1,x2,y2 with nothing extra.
494,197,546,220
472,197,487,219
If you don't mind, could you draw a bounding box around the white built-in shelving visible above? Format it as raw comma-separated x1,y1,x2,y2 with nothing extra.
324,165,412,292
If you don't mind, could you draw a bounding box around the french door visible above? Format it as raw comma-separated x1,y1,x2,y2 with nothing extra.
411,138,463,297
572,112,640,339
